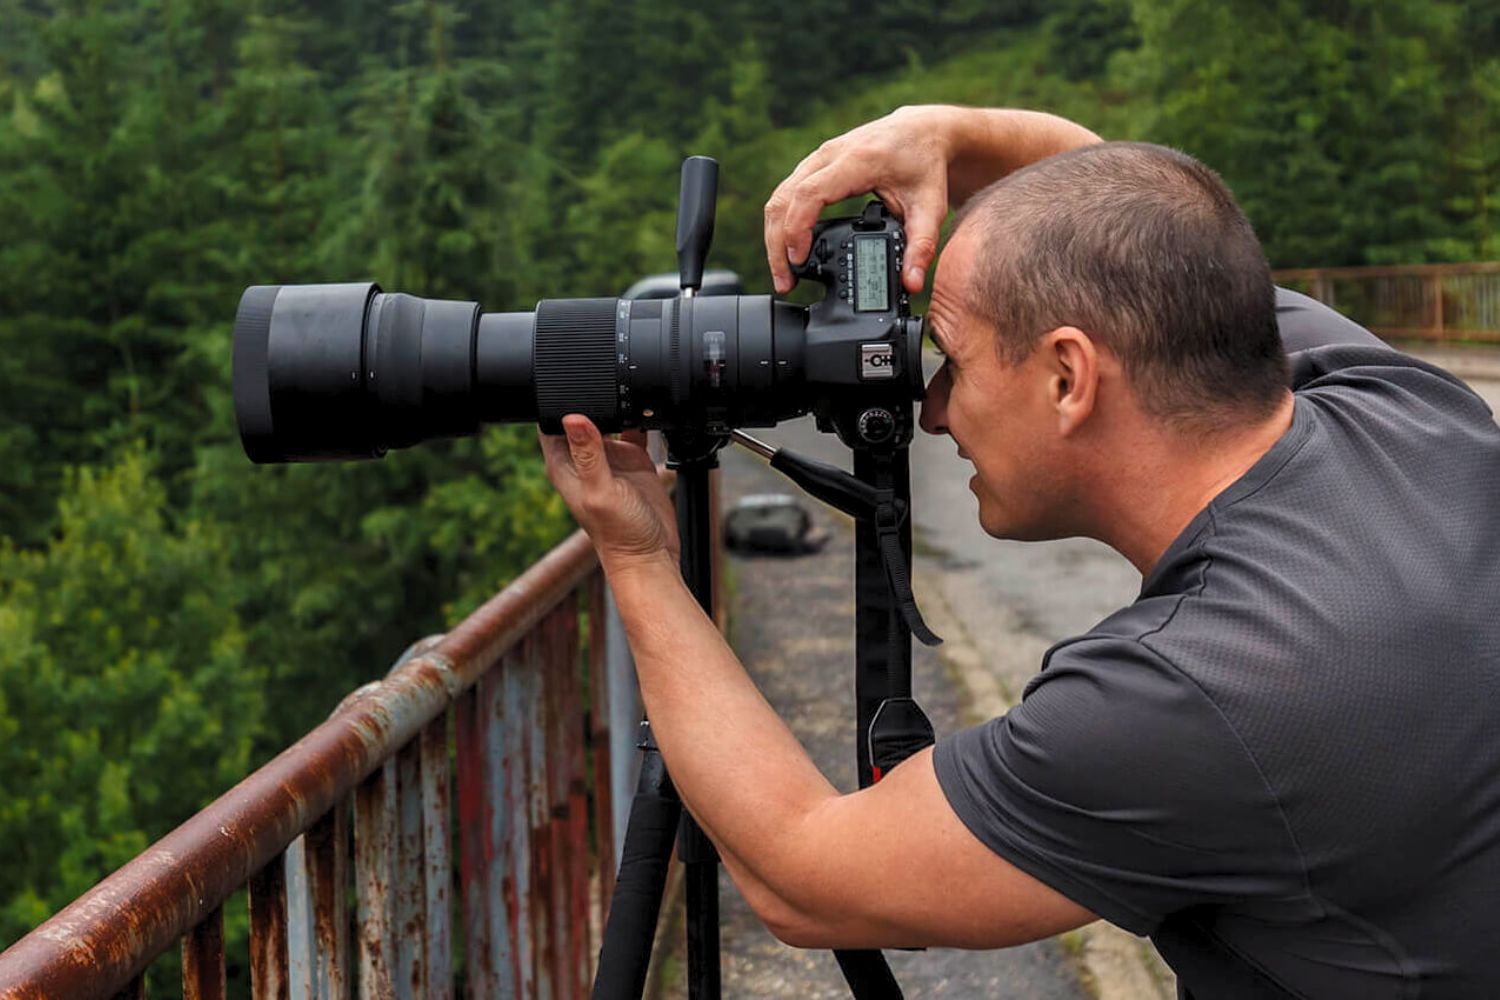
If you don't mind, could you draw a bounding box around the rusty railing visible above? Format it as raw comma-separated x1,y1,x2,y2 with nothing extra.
0,528,622,999
1274,262,1500,344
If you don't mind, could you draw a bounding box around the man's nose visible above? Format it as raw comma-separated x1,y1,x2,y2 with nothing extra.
919,368,949,436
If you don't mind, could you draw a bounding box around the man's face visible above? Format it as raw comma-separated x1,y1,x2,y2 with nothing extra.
918,231,1069,540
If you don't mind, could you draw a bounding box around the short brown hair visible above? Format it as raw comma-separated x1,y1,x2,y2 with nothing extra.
954,142,1288,434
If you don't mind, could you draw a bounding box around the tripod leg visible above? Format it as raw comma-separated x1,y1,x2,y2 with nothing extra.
681,821,722,999
673,451,724,998
592,732,681,1000
835,950,905,999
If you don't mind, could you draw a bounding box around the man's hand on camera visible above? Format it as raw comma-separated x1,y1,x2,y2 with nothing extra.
764,106,953,296
763,106,1102,297
539,415,679,575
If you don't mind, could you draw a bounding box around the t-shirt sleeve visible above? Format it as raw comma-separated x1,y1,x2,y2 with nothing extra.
1275,287,1493,418
1275,286,1386,352
933,636,1305,935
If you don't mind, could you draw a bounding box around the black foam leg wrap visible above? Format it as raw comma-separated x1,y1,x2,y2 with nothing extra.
593,759,682,1000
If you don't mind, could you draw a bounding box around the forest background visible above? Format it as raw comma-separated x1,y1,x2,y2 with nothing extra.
1,0,1497,977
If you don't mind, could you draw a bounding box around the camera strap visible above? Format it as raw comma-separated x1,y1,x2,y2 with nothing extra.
749,435,941,792
854,447,938,788
870,481,941,648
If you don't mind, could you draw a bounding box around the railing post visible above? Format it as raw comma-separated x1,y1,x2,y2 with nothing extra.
587,573,617,922
250,858,290,1000
455,682,497,999
285,802,351,1000
107,977,145,1000
354,762,397,998
419,716,454,998
604,587,640,874
183,906,226,1000
1432,271,1446,341
395,738,429,996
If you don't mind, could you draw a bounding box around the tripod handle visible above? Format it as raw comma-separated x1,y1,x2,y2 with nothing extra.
676,155,719,294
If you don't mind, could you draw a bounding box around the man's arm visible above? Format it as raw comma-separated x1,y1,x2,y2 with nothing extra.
611,554,1096,948
542,418,1096,949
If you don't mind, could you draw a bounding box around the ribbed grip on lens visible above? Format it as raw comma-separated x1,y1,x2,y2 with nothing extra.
534,298,620,431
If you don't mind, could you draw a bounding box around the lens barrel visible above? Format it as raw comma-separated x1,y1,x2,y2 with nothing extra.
232,281,919,464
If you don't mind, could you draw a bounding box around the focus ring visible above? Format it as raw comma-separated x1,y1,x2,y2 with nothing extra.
534,297,620,431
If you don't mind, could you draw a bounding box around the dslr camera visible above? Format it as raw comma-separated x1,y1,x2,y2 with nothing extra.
232,196,925,460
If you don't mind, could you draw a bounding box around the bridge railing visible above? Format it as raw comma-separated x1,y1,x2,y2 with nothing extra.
0,528,623,1000
1273,262,1500,344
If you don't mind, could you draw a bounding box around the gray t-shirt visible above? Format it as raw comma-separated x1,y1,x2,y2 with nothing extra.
934,289,1500,999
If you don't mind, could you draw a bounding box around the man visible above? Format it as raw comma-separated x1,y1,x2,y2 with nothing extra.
541,106,1500,997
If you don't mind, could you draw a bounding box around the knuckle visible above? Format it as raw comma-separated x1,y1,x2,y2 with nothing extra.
790,177,822,203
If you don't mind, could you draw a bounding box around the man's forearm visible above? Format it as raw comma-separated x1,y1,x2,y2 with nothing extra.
939,107,1102,206
604,553,838,891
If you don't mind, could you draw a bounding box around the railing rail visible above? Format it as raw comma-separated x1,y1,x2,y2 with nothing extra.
0,528,616,999
1274,261,1500,344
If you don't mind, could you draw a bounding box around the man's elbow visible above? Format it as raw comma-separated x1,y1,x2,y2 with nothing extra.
738,877,841,949
761,905,834,950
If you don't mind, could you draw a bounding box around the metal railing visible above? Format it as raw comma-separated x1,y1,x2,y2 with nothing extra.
1274,262,1500,344
0,529,621,999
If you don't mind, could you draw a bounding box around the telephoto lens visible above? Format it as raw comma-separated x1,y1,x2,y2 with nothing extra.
233,202,927,463
231,282,859,463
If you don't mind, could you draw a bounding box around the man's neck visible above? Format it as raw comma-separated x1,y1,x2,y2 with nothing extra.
1094,392,1297,577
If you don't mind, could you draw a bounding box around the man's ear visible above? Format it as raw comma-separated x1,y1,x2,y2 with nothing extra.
1043,327,1099,437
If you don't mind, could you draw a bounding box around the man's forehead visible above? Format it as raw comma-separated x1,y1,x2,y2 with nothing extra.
930,233,984,346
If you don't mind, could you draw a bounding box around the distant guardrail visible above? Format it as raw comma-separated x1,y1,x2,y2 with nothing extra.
1273,262,1500,344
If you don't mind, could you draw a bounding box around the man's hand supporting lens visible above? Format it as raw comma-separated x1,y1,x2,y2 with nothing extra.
542,389,1094,948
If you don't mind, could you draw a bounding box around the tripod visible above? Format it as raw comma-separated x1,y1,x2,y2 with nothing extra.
590,157,940,1000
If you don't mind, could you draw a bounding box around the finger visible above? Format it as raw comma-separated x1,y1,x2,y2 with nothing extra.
780,160,873,272
764,184,801,294
602,437,655,474
764,147,834,294
895,188,949,293
561,414,609,493
764,198,794,295
538,426,576,481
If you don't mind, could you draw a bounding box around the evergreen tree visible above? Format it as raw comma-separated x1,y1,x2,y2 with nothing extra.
0,448,260,947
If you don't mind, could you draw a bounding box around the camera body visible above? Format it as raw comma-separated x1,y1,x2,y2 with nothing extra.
790,200,923,449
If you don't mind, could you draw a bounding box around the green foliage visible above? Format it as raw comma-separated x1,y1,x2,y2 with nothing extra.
1122,0,1500,266
0,448,259,944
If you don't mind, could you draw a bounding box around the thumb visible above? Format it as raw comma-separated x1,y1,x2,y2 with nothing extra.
562,415,609,490
900,190,947,294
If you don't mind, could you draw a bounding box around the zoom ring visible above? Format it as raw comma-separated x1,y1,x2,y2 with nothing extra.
534,297,620,431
